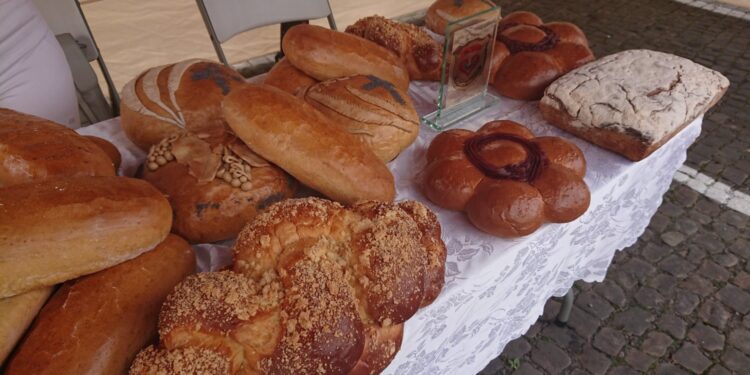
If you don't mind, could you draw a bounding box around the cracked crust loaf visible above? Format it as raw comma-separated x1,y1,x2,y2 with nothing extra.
540,49,729,161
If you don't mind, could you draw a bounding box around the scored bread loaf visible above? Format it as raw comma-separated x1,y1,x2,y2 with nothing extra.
222,84,395,204
0,176,172,298
0,108,115,187
129,198,447,375
304,75,419,162
120,59,246,150
0,287,52,365
5,234,195,375
541,49,730,161
263,57,318,96
282,24,410,91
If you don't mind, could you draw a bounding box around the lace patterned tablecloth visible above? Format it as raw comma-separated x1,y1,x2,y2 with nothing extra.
78,82,701,375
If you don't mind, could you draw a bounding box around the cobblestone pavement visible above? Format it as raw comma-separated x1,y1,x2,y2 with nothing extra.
480,0,750,374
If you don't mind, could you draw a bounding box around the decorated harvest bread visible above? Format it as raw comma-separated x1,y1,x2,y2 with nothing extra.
6,235,195,375
0,288,52,365
263,57,318,96
421,120,590,237
0,108,115,186
541,49,730,161
120,59,246,150
346,16,443,81
304,75,419,162
282,24,410,90
129,197,446,375
223,84,395,204
491,11,594,100
143,132,295,243
0,176,172,298
425,0,495,35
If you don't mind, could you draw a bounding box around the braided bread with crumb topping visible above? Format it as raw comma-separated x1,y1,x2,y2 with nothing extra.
130,198,446,374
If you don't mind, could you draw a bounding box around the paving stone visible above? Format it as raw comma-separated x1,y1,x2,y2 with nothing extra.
661,231,686,247
734,271,750,289
612,307,654,335
621,257,657,282
540,324,582,352
503,337,532,359
677,274,716,297
728,238,750,258
718,284,750,314
530,341,571,375
642,331,673,357
594,327,626,357
659,255,696,278
674,291,701,316
672,343,712,373
707,365,733,375
576,291,615,320
728,328,750,355
654,364,690,375
718,210,749,229
634,287,665,309
647,274,679,297
687,322,725,352
578,346,610,375
606,366,639,375
594,282,626,308
698,299,732,330
609,270,637,291
567,305,600,340
721,348,750,373
693,233,724,254
685,245,708,264
674,217,700,236
699,260,732,282
658,315,687,339
624,349,655,372
512,363,542,375
716,254,739,269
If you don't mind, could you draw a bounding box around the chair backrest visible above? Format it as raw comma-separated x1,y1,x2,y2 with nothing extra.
198,0,334,43
31,0,98,61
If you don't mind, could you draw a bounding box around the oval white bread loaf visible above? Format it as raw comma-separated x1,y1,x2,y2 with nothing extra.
222,84,395,204
5,234,195,375
0,287,52,366
0,176,172,298
282,24,410,91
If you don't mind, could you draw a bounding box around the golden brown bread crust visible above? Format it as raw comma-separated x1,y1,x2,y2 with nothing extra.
83,135,122,170
0,108,115,187
264,57,318,96
143,133,296,243
282,24,410,91
421,120,590,237
0,287,52,366
304,75,419,162
132,198,446,374
6,234,195,375
490,11,594,100
120,60,246,150
345,16,443,81
223,84,395,204
0,176,173,298
425,0,494,35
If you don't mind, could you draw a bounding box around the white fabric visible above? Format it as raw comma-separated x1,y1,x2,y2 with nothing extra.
0,0,80,128
78,81,701,375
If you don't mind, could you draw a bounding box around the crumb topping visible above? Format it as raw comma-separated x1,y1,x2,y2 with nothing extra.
129,346,230,375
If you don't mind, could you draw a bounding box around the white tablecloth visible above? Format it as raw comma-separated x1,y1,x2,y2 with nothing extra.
78,82,701,375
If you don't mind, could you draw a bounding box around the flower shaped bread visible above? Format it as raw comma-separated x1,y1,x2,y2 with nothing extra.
421,120,590,237
491,11,595,100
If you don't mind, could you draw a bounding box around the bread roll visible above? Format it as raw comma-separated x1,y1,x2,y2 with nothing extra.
0,108,115,187
282,24,410,90
5,234,195,375
263,57,317,96
305,75,419,162
425,0,495,35
120,59,246,150
83,135,122,170
223,84,395,204
0,176,172,298
0,287,52,365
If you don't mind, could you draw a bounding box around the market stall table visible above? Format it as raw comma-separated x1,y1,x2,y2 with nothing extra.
77,81,701,375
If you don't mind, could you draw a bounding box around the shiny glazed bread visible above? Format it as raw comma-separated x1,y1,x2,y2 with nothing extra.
421,120,590,237
129,198,447,375
263,57,318,96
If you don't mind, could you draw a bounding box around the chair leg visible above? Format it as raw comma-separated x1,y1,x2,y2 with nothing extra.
555,288,575,327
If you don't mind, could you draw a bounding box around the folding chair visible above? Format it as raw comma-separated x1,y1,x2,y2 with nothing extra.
196,0,337,66
31,0,120,124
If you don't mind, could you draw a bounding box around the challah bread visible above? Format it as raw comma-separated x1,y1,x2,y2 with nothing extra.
304,75,419,162
282,24,410,91
0,108,115,187
345,16,443,81
129,198,447,374
0,287,52,365
143,132,295,243
120,59,246,150
421,120,590,237
5,234,195,375
425,0,495,35
223,84,395,204
0,176,172,298
263,57,318,96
